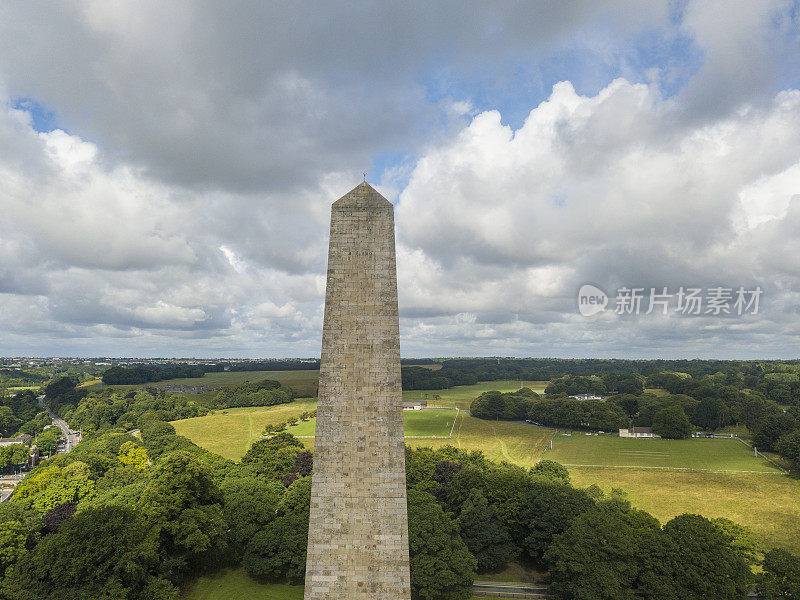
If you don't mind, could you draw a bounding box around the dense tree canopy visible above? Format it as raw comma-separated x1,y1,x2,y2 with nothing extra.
408,489,476,600
651,405,693,439
457,489,513,572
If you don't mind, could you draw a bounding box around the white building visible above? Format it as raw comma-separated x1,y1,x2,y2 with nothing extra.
619,427,660,439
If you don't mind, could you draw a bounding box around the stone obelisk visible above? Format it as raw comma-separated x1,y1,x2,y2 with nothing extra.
304,182,411,599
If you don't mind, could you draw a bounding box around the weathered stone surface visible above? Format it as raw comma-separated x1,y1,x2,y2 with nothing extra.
303,182,411,599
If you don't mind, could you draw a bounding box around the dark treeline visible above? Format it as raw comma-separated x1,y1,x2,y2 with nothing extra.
216,360,320,372
101,364,206,384
213,380,295,409
0,390,45,439
101,360,321,385
402,358,800,395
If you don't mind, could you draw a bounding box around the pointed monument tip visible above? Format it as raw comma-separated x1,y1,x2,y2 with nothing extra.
333,181,391,208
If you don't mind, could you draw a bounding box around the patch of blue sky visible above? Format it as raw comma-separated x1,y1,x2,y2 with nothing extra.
418,28,703,132
369,150,413,190
11,97,59,133
772,2,800,90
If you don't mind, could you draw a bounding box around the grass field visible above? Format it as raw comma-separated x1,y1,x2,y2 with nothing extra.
173,400,553,467
542,432,800,552
172,400,317,459
285,408,458,438
403,380,548,409
182,570,302,599
568,468,800,553
181,569,520,600
406,413,553,468
545,434,782,473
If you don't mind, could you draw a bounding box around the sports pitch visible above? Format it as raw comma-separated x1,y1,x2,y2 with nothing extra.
286,408,459,438
544,433,783,473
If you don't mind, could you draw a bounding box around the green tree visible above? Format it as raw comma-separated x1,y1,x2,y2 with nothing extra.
12,461,95,512
0,406,18,437
242,510,309,583
651,405,692,439
242,477,310,583
118,441,150,470
35,428,60,454
137,451,227,578
241,433,304,481
0,505,164,600
776,429,800,467
458,489,513,572
752,413,797,451
470,391,505,420
276,475,311,516
545,500,660,600
531,459,570,483
638,514,751,600
519,480,594,563
711,517,758,565
43,375,79,400
221,476,284,552
757,548,800,599
0,520,27,576
408,489,476,600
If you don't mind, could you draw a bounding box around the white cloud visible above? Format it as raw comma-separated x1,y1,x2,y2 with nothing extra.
0,2,799,358
395,78,800,357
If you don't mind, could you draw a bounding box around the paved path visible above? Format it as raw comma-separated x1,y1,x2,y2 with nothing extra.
472,582,549,598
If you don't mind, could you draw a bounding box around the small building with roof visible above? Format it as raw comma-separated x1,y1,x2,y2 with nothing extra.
619,427,660,439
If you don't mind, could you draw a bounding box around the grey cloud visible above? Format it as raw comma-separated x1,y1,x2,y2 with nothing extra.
0,1,672,194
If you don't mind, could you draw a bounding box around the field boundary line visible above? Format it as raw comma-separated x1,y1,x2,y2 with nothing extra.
446,408,459,438
536,430,560,464
561,463,787,474
732,436,791,474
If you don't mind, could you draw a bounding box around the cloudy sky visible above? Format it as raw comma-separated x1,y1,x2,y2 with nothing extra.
1,1,799,359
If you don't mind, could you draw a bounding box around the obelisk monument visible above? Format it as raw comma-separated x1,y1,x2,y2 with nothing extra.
304,182,411,599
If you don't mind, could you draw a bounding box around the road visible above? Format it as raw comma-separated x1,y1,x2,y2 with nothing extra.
37,395,81,453
472,582,549,598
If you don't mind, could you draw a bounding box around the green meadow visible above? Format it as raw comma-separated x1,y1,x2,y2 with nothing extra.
545,433,781,473
172,400,317,460
286,408,458,438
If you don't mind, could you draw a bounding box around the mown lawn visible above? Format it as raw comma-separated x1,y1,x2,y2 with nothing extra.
406,413,554,469
285,408,458,438
545,433,780,473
